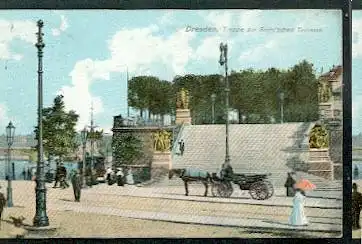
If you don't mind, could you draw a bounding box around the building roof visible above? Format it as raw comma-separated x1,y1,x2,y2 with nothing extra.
319,65,342,81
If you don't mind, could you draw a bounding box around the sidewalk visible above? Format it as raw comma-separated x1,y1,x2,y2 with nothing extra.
52,201,341,234
89,185,342,209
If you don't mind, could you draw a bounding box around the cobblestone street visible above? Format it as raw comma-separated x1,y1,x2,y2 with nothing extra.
0,180,342,238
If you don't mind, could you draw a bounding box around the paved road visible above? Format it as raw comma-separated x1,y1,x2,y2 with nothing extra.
2,180,342,237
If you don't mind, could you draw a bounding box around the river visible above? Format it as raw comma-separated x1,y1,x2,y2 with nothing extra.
0,160,79,180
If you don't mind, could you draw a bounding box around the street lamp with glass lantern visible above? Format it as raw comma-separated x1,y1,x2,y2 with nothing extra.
81,127,88,188
6,121,15,208
279,90,285,124
211,93,216,124
219,42,231,169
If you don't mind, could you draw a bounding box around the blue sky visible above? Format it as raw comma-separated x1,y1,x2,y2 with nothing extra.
353,11,362,135
0,10,343,135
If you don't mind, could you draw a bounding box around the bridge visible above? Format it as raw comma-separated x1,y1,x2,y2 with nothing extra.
0,147,32,161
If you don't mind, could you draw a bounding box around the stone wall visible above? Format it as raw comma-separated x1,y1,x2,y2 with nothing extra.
112,119,175,182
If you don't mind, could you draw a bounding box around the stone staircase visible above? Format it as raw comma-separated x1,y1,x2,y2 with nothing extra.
170,123,341,189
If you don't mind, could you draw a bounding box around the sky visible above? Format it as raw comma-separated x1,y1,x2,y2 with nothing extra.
0,10,343,135
353,11,362,135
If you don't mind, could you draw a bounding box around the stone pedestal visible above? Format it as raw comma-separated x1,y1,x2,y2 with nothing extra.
307,148,333,180
151,151,171,179
175,109,191,125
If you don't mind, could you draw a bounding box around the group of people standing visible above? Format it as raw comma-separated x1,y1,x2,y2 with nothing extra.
105,166,134,186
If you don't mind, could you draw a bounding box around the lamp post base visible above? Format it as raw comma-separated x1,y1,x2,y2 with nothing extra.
7,185,13,207
33,187,49,227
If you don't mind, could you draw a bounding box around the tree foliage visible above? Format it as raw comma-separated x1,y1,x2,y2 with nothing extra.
112,114,144,166
34,94,79,162
127,60,320,124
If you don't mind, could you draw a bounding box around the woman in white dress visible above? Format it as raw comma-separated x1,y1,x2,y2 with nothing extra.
126,168,134,185
289,188,308,226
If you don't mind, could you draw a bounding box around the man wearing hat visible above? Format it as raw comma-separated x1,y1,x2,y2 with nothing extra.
71,169,82,202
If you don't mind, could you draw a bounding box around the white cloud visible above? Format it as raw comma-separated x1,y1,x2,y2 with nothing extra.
194,10,261,62
0,20,37,60
238,10,338,65
51,14,69,37
353,17,362,58
60,25,195,130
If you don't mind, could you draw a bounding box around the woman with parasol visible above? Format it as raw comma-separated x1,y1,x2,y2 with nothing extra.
289,178,316,226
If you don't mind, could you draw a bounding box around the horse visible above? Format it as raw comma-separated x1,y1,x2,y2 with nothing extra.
168,168,214,197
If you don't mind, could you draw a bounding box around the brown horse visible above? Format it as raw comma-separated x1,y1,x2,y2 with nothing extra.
168,168,214,197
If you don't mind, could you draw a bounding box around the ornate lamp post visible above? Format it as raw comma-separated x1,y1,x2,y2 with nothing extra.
33,19,49,227
81,127,88,188
6,121,15,208
219,43,231,168
211,94,216,124
279,90,285,124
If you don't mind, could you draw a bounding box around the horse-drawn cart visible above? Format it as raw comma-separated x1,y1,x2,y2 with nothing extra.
211,173,274,200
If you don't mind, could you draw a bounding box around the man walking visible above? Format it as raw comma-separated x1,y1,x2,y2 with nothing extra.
353,183,362,230
284,172,296,197
71,169,82,202
53,166,61,188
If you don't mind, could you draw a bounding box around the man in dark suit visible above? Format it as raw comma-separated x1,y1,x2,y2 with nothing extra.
71,170,82,202
284,172,296,197
179,139,185,156
352,183,362,230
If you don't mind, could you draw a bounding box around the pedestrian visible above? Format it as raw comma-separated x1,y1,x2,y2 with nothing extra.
53,166,61,188
352,183,362,230
59,163,69,189
289,188,308,226
71,169,82,202
106,167,113,183
284,172,296,197
354,165,359,180
178,139,185,156
27,168,31,180
126,167,134,185
116,168,124,186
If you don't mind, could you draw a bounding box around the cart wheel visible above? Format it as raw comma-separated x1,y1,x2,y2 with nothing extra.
217,181,233,198
249,181,269,200
264,180,274,199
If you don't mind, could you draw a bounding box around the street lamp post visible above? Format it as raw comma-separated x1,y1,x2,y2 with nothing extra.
279,91,285,124
81,127,88,188
211,94,216,124
219,42,230,168
33,19,49,227
6,121,15,208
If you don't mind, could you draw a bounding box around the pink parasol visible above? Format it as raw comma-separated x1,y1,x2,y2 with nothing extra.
294,179,316,191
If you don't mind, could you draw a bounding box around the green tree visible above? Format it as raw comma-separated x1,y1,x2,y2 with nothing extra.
283,60,319,122
34,94,79,165
112,115,143,166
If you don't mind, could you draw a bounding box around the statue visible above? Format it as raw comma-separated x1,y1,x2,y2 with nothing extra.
309,124,329,149
318,79,331,103
153,130,171,152
176,88,189,109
